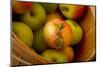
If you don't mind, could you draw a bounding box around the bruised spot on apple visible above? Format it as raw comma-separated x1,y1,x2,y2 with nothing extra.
12,22,34,47
41,49,68,63
21,3,46,31
12,0,32,14
43,19,72,49
65,19,83,45
59,4,86,19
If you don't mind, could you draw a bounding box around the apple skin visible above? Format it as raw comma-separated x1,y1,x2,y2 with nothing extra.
43,19,72,49
59,4,85,19
21,3,46,31
12,22,34,47
40,3,58,14
65,19,83,45
32,29,48,54
41,49,68,63
59,47,74,62
12,0,32,14
47,12,63,21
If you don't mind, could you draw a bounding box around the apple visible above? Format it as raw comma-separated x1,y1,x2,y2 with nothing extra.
41,49,68,63
12,22,34,47
59,4,86,19
59,47,74,62
65,19,83,45
43,19,72,49
21,3,46,31
40,3,58,14
32,29,48,54
47,12,63,21
12,0,32,14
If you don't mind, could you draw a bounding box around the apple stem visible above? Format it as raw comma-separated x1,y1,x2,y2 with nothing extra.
30,11,34,16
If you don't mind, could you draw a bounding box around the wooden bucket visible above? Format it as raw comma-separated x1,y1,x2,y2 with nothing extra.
11,6,96,66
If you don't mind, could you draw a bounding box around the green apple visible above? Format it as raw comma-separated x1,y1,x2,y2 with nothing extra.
41,49,68,63
21,3,46,31
12,22,34,47
32,29,47,54
65,19,83,45
12,0,32,14
40,3,58,14
59,4,85,19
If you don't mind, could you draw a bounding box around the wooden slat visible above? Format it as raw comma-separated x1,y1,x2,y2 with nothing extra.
12,32,51,65
74,6,96,61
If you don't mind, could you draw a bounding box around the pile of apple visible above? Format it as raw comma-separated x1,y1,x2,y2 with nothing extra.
12,1,86,63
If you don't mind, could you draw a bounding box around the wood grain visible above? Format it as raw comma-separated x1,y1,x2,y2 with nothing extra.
12,32,51,65
74,6,96,61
